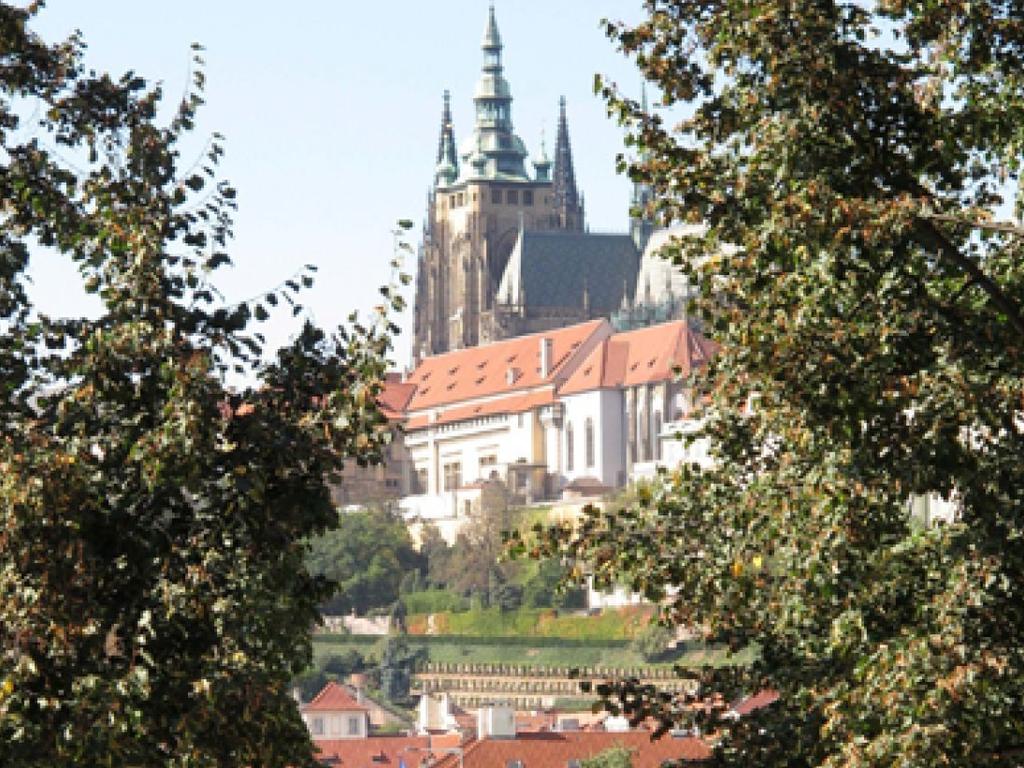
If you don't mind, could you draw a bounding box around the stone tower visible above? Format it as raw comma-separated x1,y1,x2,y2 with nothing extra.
413,5,584,360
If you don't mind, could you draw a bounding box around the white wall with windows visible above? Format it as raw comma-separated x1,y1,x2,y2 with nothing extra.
560,389,626,488
304,711,369,741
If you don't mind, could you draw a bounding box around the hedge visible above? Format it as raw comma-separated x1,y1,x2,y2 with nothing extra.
316,633,630,649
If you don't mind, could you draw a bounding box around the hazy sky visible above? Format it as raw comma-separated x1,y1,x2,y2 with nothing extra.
25,1,648,368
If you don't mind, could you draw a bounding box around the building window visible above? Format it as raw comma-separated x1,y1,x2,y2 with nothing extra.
507,189,519,204
450,194,457,207
492,188,502,204
585,418,595,468
654,412,663,461
348,716,361,735
479,454,497,476
415,467,428,493
443,462,462,491
464,499,472,516
566,423,575,472
311,717,324,736
458,192,465,206
523,190,533,205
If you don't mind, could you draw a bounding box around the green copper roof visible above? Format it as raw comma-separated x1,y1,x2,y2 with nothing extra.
455,4,530,183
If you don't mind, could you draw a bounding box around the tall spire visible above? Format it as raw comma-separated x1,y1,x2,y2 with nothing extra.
483,3,501,52
455,4,529,181
434,90,458,187
630,83,655,251
552,96,584,230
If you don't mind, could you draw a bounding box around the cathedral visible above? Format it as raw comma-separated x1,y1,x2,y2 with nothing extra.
413,6,654,361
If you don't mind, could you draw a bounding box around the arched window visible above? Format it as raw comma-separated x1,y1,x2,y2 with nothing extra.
585,418,595,469
566,423,574,472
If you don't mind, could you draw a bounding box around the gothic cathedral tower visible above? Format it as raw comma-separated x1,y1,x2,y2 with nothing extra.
413,5,584,360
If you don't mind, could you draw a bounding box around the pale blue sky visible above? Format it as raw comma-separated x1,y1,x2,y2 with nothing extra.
26,1,647,367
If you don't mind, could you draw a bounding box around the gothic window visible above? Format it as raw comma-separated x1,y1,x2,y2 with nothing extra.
507,189,518,204
523,190,533,206
492,188,502,205
566,423,574,472
585,418,595,468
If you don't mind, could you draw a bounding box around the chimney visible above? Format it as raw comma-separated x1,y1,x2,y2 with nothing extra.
478,702,517,739
539,337,553,378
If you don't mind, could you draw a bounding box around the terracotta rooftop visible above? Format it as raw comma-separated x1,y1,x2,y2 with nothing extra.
433,731,711,768
314,735,430,768
303,681,370,713
405,320,608,412
378,375,417,421
404,389,555,430
559,320,717,396
730,688,780,717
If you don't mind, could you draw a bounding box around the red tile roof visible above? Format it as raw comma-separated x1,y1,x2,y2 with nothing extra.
379,375,417,421
730,689,780,717
303,681,370,713
314,735,430,768
560,321,717,396
404,389,555,430
433,731,711,768
405,320,608,412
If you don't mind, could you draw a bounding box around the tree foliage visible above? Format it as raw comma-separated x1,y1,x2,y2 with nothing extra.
306,506,421,615
0,5,402,766
525,2,1024,766
581,744,634,768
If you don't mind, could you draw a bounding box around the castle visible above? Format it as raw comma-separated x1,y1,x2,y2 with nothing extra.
413,6,655,361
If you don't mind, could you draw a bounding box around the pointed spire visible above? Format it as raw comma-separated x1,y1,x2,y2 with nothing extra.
434,90,458,187
482,3,501,53
553,96,583,230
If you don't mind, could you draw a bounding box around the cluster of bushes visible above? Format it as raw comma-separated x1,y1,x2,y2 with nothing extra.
308,503,589,621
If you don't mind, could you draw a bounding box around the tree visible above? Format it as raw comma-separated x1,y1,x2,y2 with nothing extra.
306,506,422,615
523,557,587,611
527,2,1024,766
581,744,633,768
0,6,402,766
630,623,674,663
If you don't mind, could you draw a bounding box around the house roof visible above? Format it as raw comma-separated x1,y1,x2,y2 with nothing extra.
404,319,608,412
730,689,780,717
499,231,640,312
559,320,717,396
379,374,417,421
404,389,555,430
304,681,370,713
314,735,431,768
433,731,711,768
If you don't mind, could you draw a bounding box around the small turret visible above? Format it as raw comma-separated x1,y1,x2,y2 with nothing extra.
434,90,459,187
532,129,552,182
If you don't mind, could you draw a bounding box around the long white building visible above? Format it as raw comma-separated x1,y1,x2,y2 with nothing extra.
382,318,715,538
